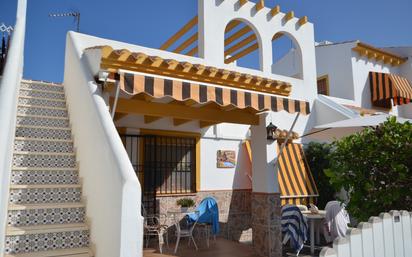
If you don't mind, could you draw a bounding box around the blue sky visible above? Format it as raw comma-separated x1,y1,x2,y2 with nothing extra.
1,0,411,83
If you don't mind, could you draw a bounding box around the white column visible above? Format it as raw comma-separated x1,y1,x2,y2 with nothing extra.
250,113,282,257
258,34,273,74
197,0,225,66
250,113,279,193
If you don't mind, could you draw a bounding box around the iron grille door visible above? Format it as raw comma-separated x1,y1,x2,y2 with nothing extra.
120,134,196,215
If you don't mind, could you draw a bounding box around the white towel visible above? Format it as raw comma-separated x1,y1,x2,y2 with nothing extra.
324,201,350,241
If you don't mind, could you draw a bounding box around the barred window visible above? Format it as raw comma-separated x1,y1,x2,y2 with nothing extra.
144,136,196,194
120,134,197,214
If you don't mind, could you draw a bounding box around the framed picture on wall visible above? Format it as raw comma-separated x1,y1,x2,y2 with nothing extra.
217,150,236,168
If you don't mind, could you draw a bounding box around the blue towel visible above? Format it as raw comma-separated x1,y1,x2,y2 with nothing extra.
281,205,308,253
187,197,220,235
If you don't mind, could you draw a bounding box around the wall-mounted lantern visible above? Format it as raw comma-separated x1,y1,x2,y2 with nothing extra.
266,122,278,140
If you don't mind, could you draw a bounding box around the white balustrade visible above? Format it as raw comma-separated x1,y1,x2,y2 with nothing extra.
320,211,412,257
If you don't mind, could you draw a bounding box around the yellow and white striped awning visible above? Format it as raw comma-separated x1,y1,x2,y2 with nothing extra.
113,73,310,115
277,143,318,205
243,141,318,205
370,72,412,106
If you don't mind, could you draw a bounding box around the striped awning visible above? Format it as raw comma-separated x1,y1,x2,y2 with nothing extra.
277,143,318,206
114,72,310,115
369,72,412,106
243,140,318,206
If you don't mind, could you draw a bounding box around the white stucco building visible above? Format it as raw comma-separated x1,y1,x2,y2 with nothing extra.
1,1,412,257
315,40,412,119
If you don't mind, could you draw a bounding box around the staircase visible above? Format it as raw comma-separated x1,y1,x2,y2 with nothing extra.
3,80,93,257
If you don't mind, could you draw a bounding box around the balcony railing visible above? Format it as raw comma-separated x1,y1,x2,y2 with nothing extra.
0,23,13,76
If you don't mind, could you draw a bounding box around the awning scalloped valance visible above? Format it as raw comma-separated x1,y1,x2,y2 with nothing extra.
111,72,311,116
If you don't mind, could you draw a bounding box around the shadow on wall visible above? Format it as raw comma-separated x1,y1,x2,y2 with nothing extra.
359,59,374,109
224,140,252,243
300,106,318,145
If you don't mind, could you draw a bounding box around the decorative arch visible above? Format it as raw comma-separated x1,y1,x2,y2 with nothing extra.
271,31,303,79
223,18,263,71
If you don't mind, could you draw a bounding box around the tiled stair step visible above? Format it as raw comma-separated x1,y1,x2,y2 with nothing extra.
4,247,92,257
18,96,66,108
15,125,72,140
16,115,70,128
4,223,89,255
11,168,79,185
9,184,82,204
14,138,74,153
7,202,86,227
20,82,64,92
17,105,68,118
12,152,76,168
19,88,65,100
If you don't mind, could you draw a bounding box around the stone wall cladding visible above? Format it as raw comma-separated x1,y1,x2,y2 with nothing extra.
251,192,282,257
155,189,252,242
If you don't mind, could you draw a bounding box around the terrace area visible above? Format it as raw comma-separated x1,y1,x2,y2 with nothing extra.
143,237,318,257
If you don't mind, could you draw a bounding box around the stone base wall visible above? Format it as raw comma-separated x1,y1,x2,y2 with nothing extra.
155,189,252,242
251,192,282,257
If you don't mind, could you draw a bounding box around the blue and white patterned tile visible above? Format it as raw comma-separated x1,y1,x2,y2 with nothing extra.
9,187,82,204
12,153,76,168
4,229,89,254
15,127,72,140
21,82,64,92
14,139,74,153
17,106,68,118
19,89,65,100
18,97,67,108
11,169,79,185
8,207,85,226
16,116,70,128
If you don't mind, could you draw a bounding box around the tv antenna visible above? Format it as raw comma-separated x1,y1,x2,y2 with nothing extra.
49,12,80,32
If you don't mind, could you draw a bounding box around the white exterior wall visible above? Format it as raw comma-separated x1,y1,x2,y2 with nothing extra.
198,0,318,103
200,137,252,190
271,49,302,79
398,58,412,118
315,43,356,100
316,42,412,119
0,0,27,253
400,56,412,82
350,52,399,108
64,32,143,257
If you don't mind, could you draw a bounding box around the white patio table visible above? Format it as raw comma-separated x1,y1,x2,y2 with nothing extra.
302,210,326,255
167,209,200,253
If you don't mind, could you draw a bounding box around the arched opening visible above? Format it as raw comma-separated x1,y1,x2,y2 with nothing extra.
271,32,303,79
224,19,262,71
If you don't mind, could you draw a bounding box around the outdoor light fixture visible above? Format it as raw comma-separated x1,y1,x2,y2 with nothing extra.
266,122,278,140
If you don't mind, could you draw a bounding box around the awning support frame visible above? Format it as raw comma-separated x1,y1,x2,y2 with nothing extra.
273,112,300,169
111,79,120,119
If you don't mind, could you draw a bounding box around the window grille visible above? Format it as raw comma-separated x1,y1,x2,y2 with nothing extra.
120,134,197,214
